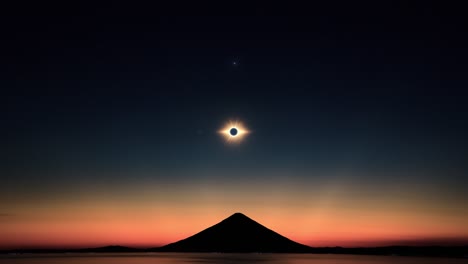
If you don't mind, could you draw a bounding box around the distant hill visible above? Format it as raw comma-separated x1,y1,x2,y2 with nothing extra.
75,245,141,253
2,245,141,254
150,212,312,253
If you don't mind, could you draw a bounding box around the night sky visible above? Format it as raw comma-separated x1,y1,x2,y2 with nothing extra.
1,2,468,249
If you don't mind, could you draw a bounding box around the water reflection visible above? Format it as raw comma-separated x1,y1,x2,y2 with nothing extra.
0,253,466,264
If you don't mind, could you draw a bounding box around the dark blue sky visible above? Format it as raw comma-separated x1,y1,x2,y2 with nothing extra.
1,1,468,193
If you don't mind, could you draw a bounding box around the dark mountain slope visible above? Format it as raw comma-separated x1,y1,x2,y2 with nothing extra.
153,212,311,253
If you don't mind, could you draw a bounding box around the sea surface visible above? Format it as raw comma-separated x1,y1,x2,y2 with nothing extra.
0,253,466,264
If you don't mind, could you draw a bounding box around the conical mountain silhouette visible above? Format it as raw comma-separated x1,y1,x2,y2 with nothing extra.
156,212,312,253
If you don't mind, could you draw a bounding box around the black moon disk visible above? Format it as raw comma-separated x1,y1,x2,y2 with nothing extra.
230,128,238,136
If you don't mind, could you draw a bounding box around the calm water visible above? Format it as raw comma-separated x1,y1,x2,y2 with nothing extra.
0,253,466,264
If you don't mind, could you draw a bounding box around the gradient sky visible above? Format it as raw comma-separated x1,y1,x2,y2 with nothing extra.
1,2,468,249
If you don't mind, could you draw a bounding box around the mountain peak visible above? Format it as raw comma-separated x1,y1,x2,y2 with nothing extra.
232,212,246,216
227,212,249,219
222,212,261,226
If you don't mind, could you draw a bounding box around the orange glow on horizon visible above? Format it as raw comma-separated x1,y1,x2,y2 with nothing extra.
1,176,467,249
1,203,467,249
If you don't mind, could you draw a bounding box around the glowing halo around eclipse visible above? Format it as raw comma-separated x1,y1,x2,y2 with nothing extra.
219,120,250,143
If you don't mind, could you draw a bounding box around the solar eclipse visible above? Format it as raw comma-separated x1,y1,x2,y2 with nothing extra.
219,120,249,143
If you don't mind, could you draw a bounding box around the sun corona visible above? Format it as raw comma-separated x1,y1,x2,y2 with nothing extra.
219,120,249,143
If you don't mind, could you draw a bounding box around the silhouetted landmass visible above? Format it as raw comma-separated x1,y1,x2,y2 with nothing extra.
2,213,467,258
150,212,311,253
75,245,142,253
2,245,142,254
307,246,468,258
